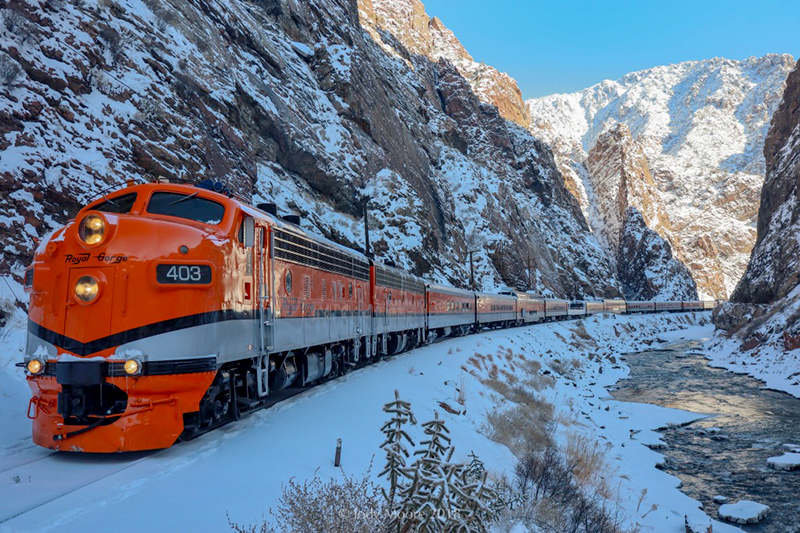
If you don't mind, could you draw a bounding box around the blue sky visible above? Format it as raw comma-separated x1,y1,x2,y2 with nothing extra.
421,0,799,99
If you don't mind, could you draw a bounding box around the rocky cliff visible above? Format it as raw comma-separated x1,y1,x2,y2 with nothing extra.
732,60,800,306
586,124,696,300
0,0,622,308
527,55,795,299
710,59,800,389
358,0,530,128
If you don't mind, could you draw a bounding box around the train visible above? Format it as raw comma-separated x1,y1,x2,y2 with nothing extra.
20,181,716,452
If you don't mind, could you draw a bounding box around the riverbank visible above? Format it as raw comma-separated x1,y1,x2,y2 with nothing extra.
703,328,800,399
0,312,728,532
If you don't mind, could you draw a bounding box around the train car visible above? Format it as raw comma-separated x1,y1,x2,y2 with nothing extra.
476,292,517,328
425,283,475,339
702,300,716,310
626,301,655,313
544,298,569,320
585,300,604,315
603,299,626,314
655,301,682,312
22,182,374,452
517,292,545,324
498,290,545,324
567,300,586,317
372,262,426,355
682,301,704,312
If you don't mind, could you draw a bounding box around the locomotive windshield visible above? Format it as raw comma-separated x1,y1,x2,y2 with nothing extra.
147,192,225,225
88,193,137,214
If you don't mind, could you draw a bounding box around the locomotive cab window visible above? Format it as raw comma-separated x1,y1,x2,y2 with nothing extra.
147,192,225,225
88,193,137,214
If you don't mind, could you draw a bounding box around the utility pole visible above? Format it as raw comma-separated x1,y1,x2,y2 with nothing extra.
468,249,477,290
526,255,534,291
363,195,372,258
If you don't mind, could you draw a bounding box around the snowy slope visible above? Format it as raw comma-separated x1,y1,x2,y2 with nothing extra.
0,0,622,306
527,55,795,299
0,311,738,532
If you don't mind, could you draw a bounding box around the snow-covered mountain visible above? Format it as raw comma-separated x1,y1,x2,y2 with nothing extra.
586,124,697,300
711,58,800,394
527,54,796,299
0,0,628,309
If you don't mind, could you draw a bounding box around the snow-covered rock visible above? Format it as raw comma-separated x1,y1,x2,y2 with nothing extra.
528,54,796,299
766,452,800,471
713,495,728,504
718,500,770,524
358,0,530,128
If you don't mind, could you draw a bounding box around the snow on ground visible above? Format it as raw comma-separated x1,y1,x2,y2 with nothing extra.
717,500,770,525
0,312,740,532
707,340,800,398
766,452,800,471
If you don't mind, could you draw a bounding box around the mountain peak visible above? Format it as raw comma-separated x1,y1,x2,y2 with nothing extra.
357,0,530,127
527,54,795,299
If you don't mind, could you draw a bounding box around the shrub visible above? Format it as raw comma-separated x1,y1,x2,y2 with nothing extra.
2,10,25,33
227,469,387,533
507,445,625,533
0,54,21,87
99,26,126,65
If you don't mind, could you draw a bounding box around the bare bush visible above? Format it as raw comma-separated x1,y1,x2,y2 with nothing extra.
2,10,35,44
134,97,166,125
484,402,554,457
2,10,25,33
99,26,126,65
228,469,387,533
506,445,625,533
0,54,21,87
455,371,468,406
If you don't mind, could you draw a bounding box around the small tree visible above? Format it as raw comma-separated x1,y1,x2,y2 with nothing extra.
455,453,500,532
378,389,417,503
380,395,501,533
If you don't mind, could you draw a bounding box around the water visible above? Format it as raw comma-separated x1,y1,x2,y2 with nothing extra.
611,341,800,532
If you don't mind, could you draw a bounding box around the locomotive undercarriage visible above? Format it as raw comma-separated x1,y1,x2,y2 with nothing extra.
180,331,420,442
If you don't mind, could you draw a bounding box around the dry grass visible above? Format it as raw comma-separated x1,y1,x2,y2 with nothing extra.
455,371,468,406
564,432,612,497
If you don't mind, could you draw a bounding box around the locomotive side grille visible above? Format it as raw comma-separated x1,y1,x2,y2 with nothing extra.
273,229,370,281
375,266,425,293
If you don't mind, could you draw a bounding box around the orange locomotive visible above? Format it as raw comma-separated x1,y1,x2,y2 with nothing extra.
22,182,390,452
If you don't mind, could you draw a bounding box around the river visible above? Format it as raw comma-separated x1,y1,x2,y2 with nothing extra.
611,341,800,532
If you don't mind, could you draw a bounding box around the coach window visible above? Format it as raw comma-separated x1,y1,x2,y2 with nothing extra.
147,192,225,224
88,193,137,214
285,269,293,294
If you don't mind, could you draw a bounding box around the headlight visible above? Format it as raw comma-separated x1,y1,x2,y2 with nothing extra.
124,358,142,375
79,214,105,245
27,358,45,375
75,276,99,302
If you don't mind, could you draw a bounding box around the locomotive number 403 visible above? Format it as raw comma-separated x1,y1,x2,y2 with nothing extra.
156,264,212,285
